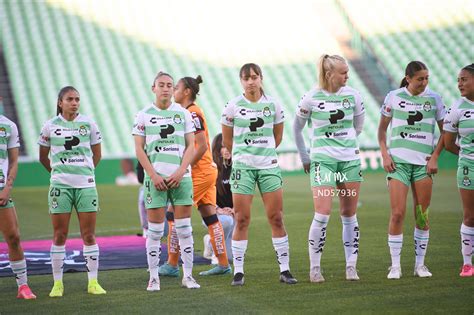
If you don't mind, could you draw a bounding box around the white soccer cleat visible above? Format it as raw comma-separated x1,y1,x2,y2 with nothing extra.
203,234,213,260
309,266,325,283
182,276,200,289
147,277,160,291
346,266,360,281
387,266,402,279
414,265,432,278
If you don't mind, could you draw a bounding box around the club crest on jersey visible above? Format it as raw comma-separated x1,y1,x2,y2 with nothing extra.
342,99,350,109
51,198,58,209
79,125,87,136
463,176,471,187
263,107,271,117
423,102,431,112
173,114,182,124
146,194,152,204
0,127,6,137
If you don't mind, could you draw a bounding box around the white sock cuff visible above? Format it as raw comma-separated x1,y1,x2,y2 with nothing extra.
341,214,358,225
50,245,66,258
272,235,289,248
83,244,99,256
313,213,330,226
10,259,26,269
232,239,248,250
147,222,165,240
461,223,474,235
414,228,429,239
388,234,403,245
175,218,192,238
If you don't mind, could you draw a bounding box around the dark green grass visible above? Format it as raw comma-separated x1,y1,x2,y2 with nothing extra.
1,171,473,314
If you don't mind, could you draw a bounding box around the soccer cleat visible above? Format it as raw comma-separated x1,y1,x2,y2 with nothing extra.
346,266,360,281
387,266,402,279
309,266,325,283
231,272,245,286
279,270,298,284
88,279,107,295
199,265,232,276
159,263,180,277
202,234,213,260
147,277,160,291
17,284,36,300
414,265,432,278
460,264,473,277
49,280,64,297
181,276,200,289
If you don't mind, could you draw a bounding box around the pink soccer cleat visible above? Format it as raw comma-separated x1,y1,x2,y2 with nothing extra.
17,284,37,299
460,264,473,277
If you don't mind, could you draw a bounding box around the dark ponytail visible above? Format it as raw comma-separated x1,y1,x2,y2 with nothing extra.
181,75,203,101
57,86,79,115
400,61,428,88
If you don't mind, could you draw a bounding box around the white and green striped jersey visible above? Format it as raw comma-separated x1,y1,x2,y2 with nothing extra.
0,115,20,189
443,97,474,162
132,103,195,178
221,94,284,169
381,87,446,165
296,86,365,162
38,114,102,188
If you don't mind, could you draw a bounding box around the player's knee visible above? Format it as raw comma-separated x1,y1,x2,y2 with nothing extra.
235,216,250,230
5,232,21,248
82,233,96,245
390,211,404,225
53,231,68,245
268,212,284,230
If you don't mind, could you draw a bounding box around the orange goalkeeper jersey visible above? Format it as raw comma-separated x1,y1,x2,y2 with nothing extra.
186,103,215,175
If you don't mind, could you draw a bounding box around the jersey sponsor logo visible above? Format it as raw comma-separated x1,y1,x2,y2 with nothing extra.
407,111,423,125
317,102,325,110
155,146,179,153
150,116,168,124
249,117,264,132
342,99,351,109
159,124,175,138
329,109,345,124
54,129,62,136
464,111,472,118
399,101,406,109
239,108,246,116
400,131,426,140
64,136,80,150
60,157,67,164
263,107,271,117
423,102,431,112
244,138,268,145
0,127,6,137
191,112,202,130
88,178,95,183
79,125,88,136
92,199,97,207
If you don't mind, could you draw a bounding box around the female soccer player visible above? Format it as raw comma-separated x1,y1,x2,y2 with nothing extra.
133,71,199,291
202,133,235,263
221,63,297,286
293,54,365,282
159,75,231,276
38,86,106,297
0,110,36,299
378,61,445,279
443,64,474,277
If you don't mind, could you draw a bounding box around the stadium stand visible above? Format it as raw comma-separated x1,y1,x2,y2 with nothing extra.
4,0,469,157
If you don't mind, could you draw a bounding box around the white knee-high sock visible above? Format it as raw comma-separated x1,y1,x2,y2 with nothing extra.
461,224,474,265
414,228,429,267
83,244,100,281
388,234,403,267
50,244,66,281
341,215,359,267
272,235,290,272
10,259,27,286
232,239,248,275
146,222,164,279
308,213,330,269
175,218,194,278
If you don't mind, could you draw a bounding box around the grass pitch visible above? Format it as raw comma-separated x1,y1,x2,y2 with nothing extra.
1,171,473,314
